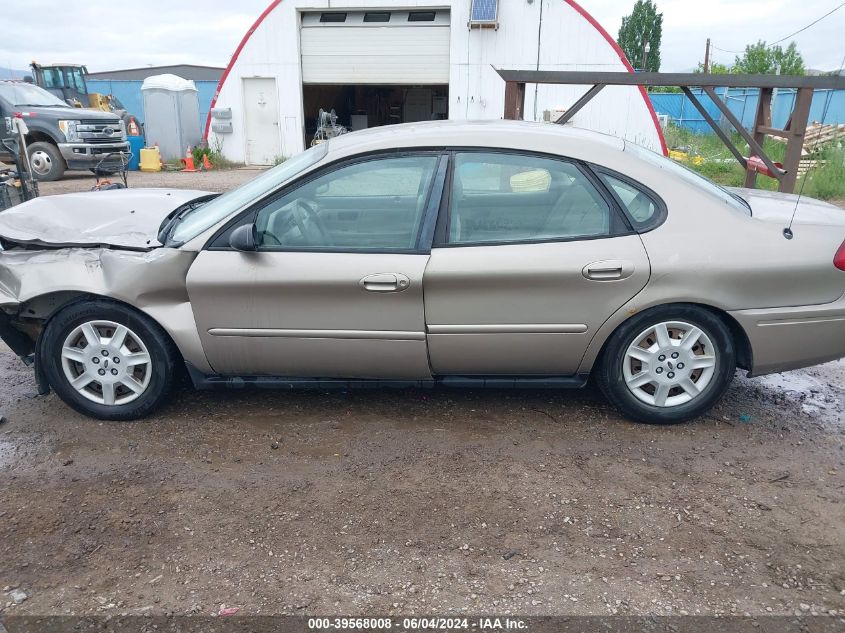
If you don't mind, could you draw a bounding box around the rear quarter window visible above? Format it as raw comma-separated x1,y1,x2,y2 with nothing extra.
596,169,666,232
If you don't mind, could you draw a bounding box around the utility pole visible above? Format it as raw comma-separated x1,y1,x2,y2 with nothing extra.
704,38,711,73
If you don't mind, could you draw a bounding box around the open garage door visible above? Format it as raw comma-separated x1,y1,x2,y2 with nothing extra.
302,84,449,144
300,10,450,85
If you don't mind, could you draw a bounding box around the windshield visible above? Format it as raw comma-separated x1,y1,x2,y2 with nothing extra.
624,141,751,216
66,68,87,94
0,82,70,108
169,142,329,244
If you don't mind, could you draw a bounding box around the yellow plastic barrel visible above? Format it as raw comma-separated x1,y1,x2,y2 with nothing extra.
139,147,162,172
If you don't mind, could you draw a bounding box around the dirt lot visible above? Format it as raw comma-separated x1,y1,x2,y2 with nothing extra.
36,168,260,196
0,170,844,618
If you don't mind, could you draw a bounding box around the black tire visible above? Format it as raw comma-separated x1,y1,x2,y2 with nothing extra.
27,141,66,181
595,304,736,425
39,299,179,421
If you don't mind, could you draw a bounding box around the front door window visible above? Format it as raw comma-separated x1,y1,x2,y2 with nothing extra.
255,155,439,251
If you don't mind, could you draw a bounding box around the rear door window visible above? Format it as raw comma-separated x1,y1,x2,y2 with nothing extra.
447,152,624,245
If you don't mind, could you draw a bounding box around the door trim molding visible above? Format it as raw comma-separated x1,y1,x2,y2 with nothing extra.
208,327,425,341
427,324,588,334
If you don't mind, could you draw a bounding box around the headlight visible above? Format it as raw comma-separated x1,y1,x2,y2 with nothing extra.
58,120,81,142
118,119,127,140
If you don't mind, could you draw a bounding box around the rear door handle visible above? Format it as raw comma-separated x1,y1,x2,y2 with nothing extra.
582,260,634,281
359,273,410,292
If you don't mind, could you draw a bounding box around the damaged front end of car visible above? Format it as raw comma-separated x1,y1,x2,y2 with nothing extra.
0,188,220,394
0,246,205,395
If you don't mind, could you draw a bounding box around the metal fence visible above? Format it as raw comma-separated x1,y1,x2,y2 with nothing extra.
87,79,218,130
649,88,845,134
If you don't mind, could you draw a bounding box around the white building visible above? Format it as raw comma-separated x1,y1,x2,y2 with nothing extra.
206,0,667,164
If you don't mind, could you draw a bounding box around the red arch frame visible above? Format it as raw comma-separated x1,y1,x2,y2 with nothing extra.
204,0,668,156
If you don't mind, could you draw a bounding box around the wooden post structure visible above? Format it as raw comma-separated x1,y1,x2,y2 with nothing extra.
493,70,845,193
503,81,525,120
744,87,773,189
779,87,813,193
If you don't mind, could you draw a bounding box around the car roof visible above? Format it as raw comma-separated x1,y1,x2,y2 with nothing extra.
324,119,627,164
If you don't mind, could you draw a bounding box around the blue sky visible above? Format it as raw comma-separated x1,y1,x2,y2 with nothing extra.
1,0,843,76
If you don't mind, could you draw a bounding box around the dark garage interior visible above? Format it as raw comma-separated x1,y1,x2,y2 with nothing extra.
302,84,449,145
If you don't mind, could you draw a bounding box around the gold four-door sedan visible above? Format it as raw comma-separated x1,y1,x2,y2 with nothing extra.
1,121,844,423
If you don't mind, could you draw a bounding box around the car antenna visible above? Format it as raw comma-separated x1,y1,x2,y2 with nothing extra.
784,54,843,241
783,170,807,241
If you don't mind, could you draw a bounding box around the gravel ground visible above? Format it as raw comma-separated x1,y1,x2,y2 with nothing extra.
36,168,261,195
0,170,843,618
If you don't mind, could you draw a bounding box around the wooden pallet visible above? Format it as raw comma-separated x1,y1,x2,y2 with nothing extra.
774,123,845,154
803,123,845,145
798,159,826,178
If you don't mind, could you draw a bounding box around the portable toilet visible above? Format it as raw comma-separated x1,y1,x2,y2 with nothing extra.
141,74,201,161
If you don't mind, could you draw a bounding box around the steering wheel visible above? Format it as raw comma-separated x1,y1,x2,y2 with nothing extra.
292,199,332,245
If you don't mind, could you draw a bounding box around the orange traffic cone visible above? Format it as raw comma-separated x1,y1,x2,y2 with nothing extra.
202,154,213,170
181,146,198,172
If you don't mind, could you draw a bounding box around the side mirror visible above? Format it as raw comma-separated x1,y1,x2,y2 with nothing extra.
229,223,257,251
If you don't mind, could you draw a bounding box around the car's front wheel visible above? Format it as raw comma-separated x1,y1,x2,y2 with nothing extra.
40,300,179,420
27,141,66,181
596,305,736,424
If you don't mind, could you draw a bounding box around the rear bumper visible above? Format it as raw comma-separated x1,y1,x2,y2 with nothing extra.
730,292,845,376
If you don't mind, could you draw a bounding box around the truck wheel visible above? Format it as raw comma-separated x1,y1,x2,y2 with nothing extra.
27,141,66,181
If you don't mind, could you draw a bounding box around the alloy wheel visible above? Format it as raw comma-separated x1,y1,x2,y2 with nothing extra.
622,320,717,408
60,320,153,406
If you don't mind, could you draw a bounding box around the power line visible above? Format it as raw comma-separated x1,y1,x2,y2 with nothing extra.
710,1,845,60
770,1,845,45
711,44,743,55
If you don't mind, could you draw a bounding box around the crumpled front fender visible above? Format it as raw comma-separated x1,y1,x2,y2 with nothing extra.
0,246,213,374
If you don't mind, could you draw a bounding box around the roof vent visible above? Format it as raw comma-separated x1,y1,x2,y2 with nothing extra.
364,12,390,23
319,12,347,23
469,0,499,29
408,11,436,22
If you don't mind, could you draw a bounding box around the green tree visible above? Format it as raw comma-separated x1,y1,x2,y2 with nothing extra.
695,61,732,74
776,42,805,75
617,0,663,72
733,41,805,75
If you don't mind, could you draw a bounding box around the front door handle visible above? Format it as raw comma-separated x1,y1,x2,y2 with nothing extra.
582,260,634,281
359,273,410,292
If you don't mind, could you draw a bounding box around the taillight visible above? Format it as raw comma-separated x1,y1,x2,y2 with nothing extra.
835,239,845,271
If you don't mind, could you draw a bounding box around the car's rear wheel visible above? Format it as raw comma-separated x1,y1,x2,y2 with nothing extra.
41,300,179,420
596,305,735,424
